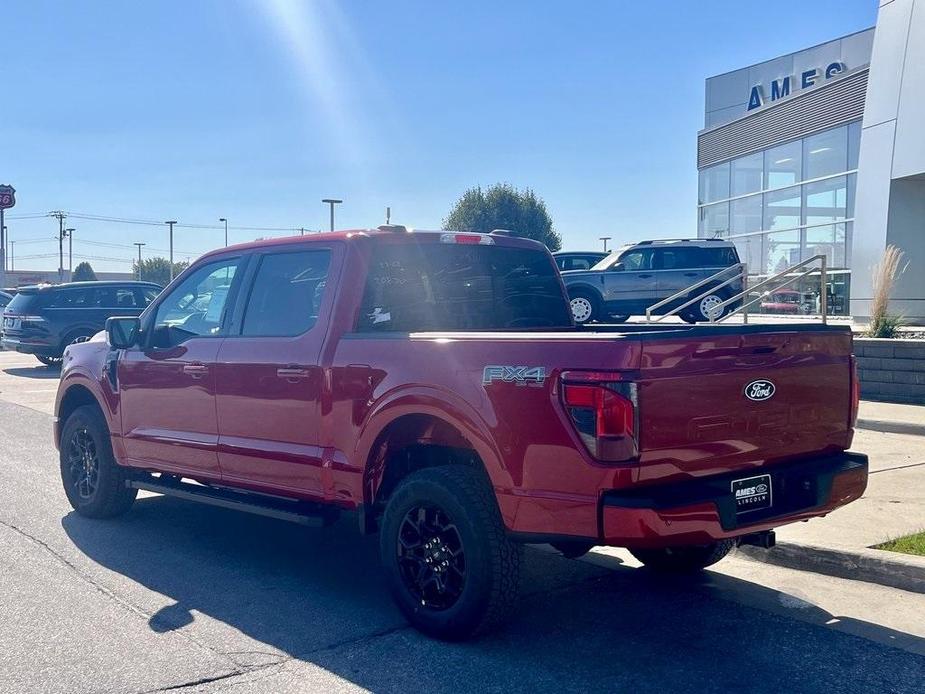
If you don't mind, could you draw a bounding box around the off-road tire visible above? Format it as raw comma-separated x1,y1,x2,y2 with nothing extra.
60,404,137,518
630,539,736,573
379,465,522,640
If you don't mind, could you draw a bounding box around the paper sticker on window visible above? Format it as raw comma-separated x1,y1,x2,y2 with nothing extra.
369,307,391,324
205,287,229,323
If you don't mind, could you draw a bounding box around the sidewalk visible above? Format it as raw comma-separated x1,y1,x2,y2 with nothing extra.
741,399,925,592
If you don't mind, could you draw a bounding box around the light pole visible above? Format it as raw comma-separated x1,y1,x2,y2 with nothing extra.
165,220,177,281
219,217,228,247
134,243,146,280
9,239,14,271
322,198,342,232
65,228,75,281
599,236,612,252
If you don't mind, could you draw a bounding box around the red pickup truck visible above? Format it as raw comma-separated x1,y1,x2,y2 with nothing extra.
54,228,868,639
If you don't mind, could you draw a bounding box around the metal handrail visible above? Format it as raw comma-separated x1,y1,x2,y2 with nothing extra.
712,254,828,324
645,263,746,322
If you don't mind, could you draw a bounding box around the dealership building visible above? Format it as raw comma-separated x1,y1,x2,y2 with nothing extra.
697,0,925,322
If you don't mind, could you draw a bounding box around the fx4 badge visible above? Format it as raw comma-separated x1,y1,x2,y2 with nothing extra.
482,365,546,386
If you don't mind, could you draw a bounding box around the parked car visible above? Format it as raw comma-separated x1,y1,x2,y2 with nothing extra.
552,250,608,272
0,290,12,310
760,290,815,315
54,228,866,640
561,238,743,324
1,281,162,366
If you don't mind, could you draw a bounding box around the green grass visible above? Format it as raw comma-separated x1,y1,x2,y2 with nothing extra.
875,532,925,557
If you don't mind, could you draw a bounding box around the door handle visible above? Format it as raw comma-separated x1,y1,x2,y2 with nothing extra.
638,274,653,279
182,363,208,378
683,272,699,277
277,366,310,382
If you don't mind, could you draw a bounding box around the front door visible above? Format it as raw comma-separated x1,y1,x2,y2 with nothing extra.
602,247,658,312
214,246,337,499
119,257,243,481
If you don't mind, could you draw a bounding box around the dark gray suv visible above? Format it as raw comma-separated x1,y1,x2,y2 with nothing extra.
1,281,162,365
561,239,742,324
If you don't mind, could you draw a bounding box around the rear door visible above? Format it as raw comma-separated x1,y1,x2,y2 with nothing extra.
214,244,340,498
654,247,707,298
635,328,853,483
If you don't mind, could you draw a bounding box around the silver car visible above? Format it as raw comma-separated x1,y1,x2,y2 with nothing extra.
561,239,742,324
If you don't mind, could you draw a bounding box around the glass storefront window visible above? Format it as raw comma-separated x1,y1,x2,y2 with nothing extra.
698,201,729,236
764,186,801,231
734,236,762,274
765,140,802,189
699,162,729,204
731,152,763,197
803,126,848,180
848,121,861,170
730,193,762,234
804,176,847,226
765,229,801,275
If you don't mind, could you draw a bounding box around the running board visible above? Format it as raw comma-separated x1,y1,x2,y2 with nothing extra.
127,475,340,527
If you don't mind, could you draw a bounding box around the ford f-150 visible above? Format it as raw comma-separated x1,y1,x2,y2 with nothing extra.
54,227,868,639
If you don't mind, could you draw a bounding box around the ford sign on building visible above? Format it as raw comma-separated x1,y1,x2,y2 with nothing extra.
697,0,925,323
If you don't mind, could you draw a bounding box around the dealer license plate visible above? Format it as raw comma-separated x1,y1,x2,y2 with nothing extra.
731,474,772,514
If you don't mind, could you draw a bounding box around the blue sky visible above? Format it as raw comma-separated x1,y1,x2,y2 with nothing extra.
3,0,878,272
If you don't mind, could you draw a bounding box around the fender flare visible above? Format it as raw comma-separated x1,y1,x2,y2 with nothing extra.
55,369,118,449
353,385,510,504
564,282,603,302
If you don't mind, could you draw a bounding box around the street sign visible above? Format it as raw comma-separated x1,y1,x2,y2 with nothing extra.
0,184,15,209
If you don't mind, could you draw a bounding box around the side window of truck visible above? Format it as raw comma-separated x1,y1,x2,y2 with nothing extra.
240,250,331,337
149,259,239,348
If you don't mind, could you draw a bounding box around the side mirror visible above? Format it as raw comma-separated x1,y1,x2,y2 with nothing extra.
106,316,140,349
610,262,625,272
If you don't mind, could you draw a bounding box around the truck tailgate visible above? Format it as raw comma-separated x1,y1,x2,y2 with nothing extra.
636,329,854,483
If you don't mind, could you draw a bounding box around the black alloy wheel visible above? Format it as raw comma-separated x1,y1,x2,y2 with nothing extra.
66,428,100,501
397,505,466,610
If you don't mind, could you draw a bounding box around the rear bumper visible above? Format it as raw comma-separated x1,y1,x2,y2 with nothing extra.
1,337,55,356
600,451,868,548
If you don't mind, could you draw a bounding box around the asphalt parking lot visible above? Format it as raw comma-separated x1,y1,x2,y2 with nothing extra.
1,348,924,693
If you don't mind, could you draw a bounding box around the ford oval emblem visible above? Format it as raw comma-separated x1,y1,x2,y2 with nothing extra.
744,379,775,401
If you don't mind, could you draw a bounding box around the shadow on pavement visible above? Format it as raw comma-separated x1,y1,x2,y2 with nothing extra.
62,495,925,693
3,366,61,379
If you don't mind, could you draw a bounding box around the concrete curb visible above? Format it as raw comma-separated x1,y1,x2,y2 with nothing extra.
856,418,925,437
737,541,925,594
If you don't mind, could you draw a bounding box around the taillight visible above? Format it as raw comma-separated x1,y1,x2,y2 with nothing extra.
561,371,638,462
849,355,860,428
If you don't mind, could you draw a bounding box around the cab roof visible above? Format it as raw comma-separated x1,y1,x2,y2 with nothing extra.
205,227,547,260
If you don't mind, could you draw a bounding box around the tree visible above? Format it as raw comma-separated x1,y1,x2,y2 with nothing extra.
71,262,97,282
443,183,562,251
134,257,189,287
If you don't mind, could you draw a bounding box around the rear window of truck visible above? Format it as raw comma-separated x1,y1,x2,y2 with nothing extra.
357,242,571,331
